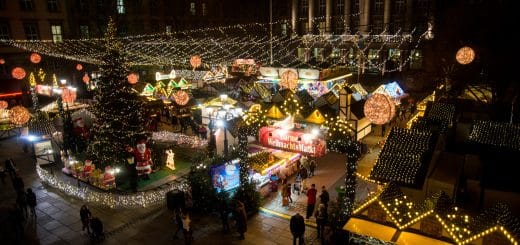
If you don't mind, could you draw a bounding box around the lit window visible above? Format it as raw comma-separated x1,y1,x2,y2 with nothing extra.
202,3,207,16
23,23,39,40
410,49,422,69
117,0,125,14
165,25,172,34
20,0,33,11
80,25,89,39
47,0,58,12
190,2,196,15
51,25,62,43
281,23,287,36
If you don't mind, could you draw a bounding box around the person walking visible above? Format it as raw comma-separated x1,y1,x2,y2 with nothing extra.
16,190,28,218
234,199,247,240
173,208,183,239
218,198,230,233
5,158,16,179
306,184,317,219
315,204,328,242
181,210,193,245
319,186,330,209
26,188,37,218
286,182,293,203
290,212,305,245
80,205,92,234
308,159,316,177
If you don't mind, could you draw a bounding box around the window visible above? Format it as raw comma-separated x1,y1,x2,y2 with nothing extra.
80,25,89,39
0,22,11,39
318,0,326,16
281,23,287,36
117,0,125,14
394,0,405,14
97,0,104,9
165,25,172,34
410,49,422,69
20,0,33,11
0,0,6,10
78,0,88,13
300,0,308,18
389,49,400,62
51,24,62,43
314,48,324,61
337,0,344,15
47,0,58,12
202,3,207,16
319,21,326,34
23,23,39,40
190,2,196,15
297,48,307,61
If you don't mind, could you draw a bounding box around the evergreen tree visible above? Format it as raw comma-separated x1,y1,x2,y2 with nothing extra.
326,118,361,223
87,18,146,168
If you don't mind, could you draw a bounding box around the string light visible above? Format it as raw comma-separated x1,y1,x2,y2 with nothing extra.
468,121,520,151
151,131,207,149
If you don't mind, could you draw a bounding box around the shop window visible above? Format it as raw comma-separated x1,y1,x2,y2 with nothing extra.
410,49,422,69
80,25,89,39
20,0,33,11
368,49,380,60
165,25,172,34
117,0,125,14
319,21,326,34
47,0,58,12
0,22,10,39
23,22,39,40
281,23,287,36
314,48,324,61
51,24,62,43
388,49,400,62
190,2,196,15
297,48,307,61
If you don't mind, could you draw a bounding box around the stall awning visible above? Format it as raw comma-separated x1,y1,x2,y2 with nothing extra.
265,105,285,119
396,232,453,245
343,218,397,242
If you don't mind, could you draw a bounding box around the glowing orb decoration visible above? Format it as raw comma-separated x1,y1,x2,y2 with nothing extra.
0,58,5,65
11,67,26,80
0,100,8,109
364,93,396,125
76,63,83,71
279,70,298,90
190,55,202,69
9,106,31,125
82,73,90,84
127,73,139,84
456,46,475,65
173,90,190,105
30,53,42,64
62,88,77,104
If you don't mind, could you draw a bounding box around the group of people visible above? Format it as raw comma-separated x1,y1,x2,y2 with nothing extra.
291,183,330,244
80,205,104,241
217,197,248,240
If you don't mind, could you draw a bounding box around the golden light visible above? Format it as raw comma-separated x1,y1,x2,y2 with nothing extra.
127,73,139,84
9,105,31,125
82,73,90,84
76,63,83,71
11,67,26,80
30,53,42,64
456,46,475,65
0,58,5,65
173,90,190,106
0,100,8,109
279,70,298,90
190,55,202,69
364,93,396,125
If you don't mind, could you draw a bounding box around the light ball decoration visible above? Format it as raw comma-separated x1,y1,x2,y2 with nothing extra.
127,73,139,84
364,93,396,125
456,46,475,65
30,52,42,64
0,100,8,109
173,90,190,106
9,105,31,125
279,70,298,90
82,73,90,84
190,55,202,69
11,67,26,80
76,63,83,71
0,58,5,65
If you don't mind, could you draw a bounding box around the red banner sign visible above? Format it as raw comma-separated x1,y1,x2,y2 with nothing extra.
259,127,326,157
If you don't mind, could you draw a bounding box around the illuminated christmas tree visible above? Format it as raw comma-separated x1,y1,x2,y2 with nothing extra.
87,18,145,168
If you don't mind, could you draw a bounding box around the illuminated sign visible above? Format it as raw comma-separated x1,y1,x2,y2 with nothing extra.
210,159,241,193
36,85,53,96
259,127,326,157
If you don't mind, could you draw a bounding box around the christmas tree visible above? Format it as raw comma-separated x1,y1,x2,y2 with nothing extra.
326,117,361,223
87,18,146,168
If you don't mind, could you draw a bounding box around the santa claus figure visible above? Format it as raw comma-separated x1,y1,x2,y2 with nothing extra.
73,117,90,140
82,159,94,178
103,166,116,187
133,139,153,178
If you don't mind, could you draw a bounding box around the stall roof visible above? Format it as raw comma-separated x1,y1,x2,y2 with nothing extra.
343,218,396,242
305,109,326,124
265,105,285,119
396,232,453,245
